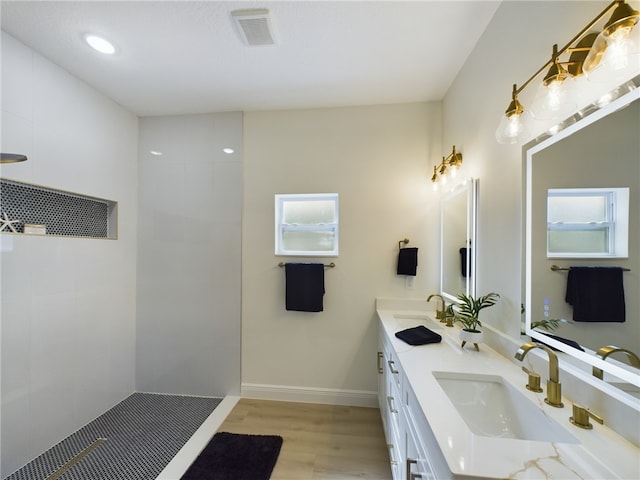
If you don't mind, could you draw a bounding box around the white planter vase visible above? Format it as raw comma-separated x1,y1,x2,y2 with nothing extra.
459,329,483,351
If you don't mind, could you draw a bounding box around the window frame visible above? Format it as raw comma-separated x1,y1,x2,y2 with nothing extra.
275,193,339,257
546,187,629,258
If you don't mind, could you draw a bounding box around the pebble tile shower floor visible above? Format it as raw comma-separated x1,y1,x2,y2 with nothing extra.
4,393,222,480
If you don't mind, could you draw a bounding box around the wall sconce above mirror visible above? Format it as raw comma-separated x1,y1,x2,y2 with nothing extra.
496,0,639,144
440,178,477,304
431,145,463,191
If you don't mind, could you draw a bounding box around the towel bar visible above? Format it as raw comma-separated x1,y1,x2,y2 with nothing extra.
550,264,630,272
279,262,335,268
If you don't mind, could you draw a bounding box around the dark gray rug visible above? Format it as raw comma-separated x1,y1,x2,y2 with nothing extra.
181,432,283,480
4,393,222,480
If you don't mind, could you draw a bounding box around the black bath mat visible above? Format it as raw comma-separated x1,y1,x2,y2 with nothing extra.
181,432,283,480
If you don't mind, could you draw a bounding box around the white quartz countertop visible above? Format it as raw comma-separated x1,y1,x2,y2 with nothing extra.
377,298,640,480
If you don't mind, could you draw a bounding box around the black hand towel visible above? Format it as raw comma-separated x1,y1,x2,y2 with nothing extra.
565,266,625,322
395,326,442,346
285,263,325,312
459,247,471,278
397,247,418,276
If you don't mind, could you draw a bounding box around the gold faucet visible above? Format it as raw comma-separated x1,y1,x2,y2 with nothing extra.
427,294,446,322
515,342,564,408
592,345,640,379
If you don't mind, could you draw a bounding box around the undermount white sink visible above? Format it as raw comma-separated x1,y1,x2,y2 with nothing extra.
433,371,578,444
394,314,444,331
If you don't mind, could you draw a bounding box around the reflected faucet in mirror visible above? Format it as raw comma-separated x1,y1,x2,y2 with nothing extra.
592,345,640,380
515,342,564,408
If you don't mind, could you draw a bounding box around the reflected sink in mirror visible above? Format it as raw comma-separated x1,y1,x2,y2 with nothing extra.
393,314,444,331
433,371,578,443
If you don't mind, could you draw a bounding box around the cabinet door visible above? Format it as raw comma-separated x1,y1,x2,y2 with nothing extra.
379,335,399,478
405,416,435,480
404,377,451,480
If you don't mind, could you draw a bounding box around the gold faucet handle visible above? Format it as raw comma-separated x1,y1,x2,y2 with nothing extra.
570,404,604,429
521,366,542,393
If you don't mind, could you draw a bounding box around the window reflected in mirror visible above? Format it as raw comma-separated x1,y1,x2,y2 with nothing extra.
547,187,629,258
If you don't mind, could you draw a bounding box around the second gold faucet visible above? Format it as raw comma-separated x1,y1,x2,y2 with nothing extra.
515,342,564,408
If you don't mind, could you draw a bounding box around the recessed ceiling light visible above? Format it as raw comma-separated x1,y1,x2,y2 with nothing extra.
84,34,116,55
149,150,163,156
223,148,235,154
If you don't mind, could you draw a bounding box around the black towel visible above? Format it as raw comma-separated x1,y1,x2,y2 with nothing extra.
285,263,325,312
397,247,418,276
459,247,471,278
565,266,625,322
395,326,442,346
538,332,585,352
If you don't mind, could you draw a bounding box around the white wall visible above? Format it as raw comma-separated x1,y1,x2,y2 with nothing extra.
242,103,442,404
136,113,242,397
0,32,138,477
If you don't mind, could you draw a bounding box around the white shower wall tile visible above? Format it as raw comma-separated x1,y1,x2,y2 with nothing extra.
136,112,242,397
1,33,138,477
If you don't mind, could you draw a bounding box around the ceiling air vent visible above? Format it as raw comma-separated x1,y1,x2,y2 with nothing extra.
231,9,276,46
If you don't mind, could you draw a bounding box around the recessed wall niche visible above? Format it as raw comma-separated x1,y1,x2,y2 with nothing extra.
0,178,117,239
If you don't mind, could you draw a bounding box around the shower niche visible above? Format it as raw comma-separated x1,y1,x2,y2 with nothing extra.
0,178,117,239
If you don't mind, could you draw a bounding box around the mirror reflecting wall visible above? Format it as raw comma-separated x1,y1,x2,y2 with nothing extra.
525,87,640,387
441,179,477,303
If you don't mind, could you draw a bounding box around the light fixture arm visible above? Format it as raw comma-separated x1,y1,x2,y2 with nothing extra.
512,0,625,98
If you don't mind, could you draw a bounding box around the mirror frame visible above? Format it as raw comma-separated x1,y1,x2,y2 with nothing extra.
440,178,477,303
524,84,640,387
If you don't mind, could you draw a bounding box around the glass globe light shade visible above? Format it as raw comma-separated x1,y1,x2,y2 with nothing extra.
584,16,640,83
495,111,530,145
530,76,577,121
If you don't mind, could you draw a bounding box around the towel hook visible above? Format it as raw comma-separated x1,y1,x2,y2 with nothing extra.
398,238,410,250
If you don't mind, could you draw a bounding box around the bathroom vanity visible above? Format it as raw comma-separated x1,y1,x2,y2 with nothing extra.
377,298,640,480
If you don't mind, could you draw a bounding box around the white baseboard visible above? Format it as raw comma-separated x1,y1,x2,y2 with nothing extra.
241,383,378,408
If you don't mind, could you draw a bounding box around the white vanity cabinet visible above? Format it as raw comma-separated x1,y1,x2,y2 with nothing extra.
376,299,640,480
378,328,440,480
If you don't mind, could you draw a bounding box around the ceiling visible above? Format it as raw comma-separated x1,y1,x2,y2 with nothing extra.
0,1,501,117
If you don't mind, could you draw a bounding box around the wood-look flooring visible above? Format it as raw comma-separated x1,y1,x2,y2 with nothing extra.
217,398,392,479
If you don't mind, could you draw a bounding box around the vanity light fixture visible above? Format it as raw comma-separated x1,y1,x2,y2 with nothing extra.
495,0,639,144
431,145,462,190
1,153,28,164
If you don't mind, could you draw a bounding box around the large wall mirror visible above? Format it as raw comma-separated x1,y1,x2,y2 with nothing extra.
525,84,639,390
441,179,477,303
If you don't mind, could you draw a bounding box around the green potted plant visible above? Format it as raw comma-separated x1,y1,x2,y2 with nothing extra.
454,292,500,351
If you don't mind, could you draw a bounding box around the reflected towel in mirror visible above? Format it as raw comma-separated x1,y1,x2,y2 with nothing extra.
565,266,625,322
